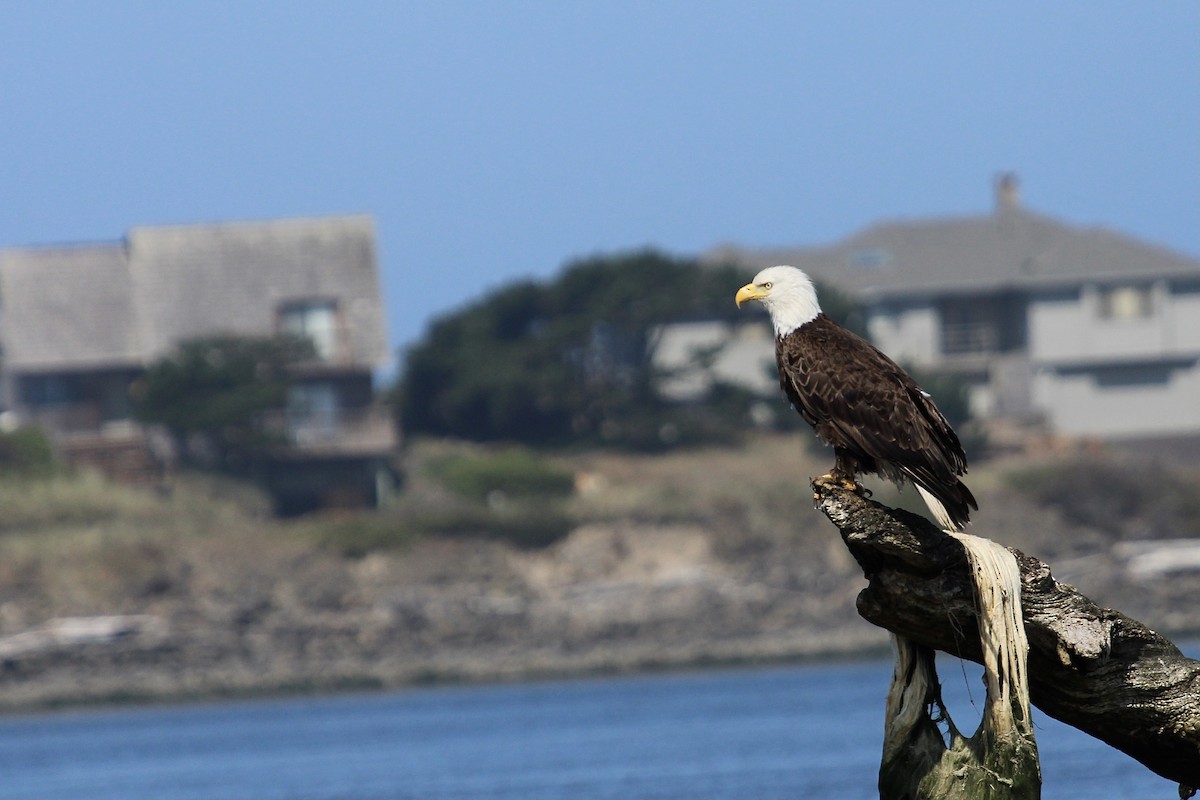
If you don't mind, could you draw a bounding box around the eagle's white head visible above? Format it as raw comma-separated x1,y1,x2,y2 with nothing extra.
734,265,822,336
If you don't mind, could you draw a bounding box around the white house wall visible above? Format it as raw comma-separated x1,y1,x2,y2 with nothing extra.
1033,360,1200,437
1024,282,1200,437
1082,284,1170,360
1027,289,1087,363
865,303,939,366
651,321,777,401
1027,283,1200,365
1165,283,1200,352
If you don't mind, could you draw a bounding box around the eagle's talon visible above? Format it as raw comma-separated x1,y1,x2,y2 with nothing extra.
814,473,867,495
829,473,863,493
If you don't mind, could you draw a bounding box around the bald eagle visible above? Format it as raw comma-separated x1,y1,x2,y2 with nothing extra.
736,265,977,530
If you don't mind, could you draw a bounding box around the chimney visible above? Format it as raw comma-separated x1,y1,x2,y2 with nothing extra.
995,172,1020,214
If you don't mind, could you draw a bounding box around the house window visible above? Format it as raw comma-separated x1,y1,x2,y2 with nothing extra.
939,301,1001,356
279,300,339,360
937,293,1026,357
19,375,81,407
286,382,340,443
1097,285,1153,320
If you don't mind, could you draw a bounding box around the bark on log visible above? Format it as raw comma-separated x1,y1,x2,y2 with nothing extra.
810,477,1200,790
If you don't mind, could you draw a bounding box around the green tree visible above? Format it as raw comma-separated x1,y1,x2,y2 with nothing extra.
399,250,752,448
397,250,869,449
135,335,314,470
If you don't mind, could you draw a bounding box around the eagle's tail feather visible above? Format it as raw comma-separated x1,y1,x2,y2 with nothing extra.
895,461,977,531
914,481,976,532
915,485,958,531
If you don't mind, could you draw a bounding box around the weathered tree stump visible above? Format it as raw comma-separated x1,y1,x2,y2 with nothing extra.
811,478,1200,795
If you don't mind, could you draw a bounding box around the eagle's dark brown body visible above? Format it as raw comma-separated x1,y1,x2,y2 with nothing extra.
776,314,977,528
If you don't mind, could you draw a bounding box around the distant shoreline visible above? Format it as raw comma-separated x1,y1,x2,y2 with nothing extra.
6,630,1200,716
0,626,897,715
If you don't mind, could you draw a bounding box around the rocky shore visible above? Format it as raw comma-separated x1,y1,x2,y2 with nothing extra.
0,519,888,710
1,437,1198,711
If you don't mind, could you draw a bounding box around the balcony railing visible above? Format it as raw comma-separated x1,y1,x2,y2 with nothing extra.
941,322,999,356
24,402,397,457
260,406,398,455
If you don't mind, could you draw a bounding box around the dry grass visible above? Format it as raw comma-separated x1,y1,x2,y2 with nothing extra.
4,436,1196,630
0,471,291,625
0,472,160,535
567,433,823,518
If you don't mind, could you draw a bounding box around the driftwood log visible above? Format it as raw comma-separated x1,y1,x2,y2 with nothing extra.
811,477,1200,792
879,528,1041,799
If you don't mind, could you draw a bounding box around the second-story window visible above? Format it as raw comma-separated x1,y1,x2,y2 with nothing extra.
940,301,1000,356
1097,284,1154,321
279,299,340,360
937,292,1026,357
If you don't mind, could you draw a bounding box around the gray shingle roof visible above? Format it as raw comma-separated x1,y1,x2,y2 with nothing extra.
0,243,141,370
127,215,388,364
0,215,390,372
708,209,1200,300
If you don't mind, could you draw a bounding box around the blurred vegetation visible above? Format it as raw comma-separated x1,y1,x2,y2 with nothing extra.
1004,457,1200,539
424,447,575,502
417,504,573,549
397,250,821,450
308,503,574,558
309,446,578,557
134,334,315,471
0,425,59,479
0,471,157,533
300,512,421,559
415,446,575,549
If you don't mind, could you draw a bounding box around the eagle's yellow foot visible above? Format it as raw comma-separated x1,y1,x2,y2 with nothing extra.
814,473,868,495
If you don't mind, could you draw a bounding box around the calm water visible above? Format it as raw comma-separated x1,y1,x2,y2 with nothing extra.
0,657,1184,800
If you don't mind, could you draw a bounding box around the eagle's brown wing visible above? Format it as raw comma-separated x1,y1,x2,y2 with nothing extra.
777,315,976,525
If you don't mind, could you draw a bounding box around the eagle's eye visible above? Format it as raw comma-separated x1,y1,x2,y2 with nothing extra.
762,282,773,290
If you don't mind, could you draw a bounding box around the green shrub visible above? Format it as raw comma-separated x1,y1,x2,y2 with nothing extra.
308,513,421,558
135,334,315,471
311,502,573,557
0,425,58,478
425,448,575,502
418,504,574,549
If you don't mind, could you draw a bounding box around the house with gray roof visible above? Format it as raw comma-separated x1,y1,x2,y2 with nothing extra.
0,215,396,511
697,177,1200,439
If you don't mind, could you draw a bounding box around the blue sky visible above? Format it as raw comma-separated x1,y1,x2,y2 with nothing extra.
2,2,1197,362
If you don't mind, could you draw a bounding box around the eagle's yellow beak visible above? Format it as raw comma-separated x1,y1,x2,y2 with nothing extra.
735,283,767,308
